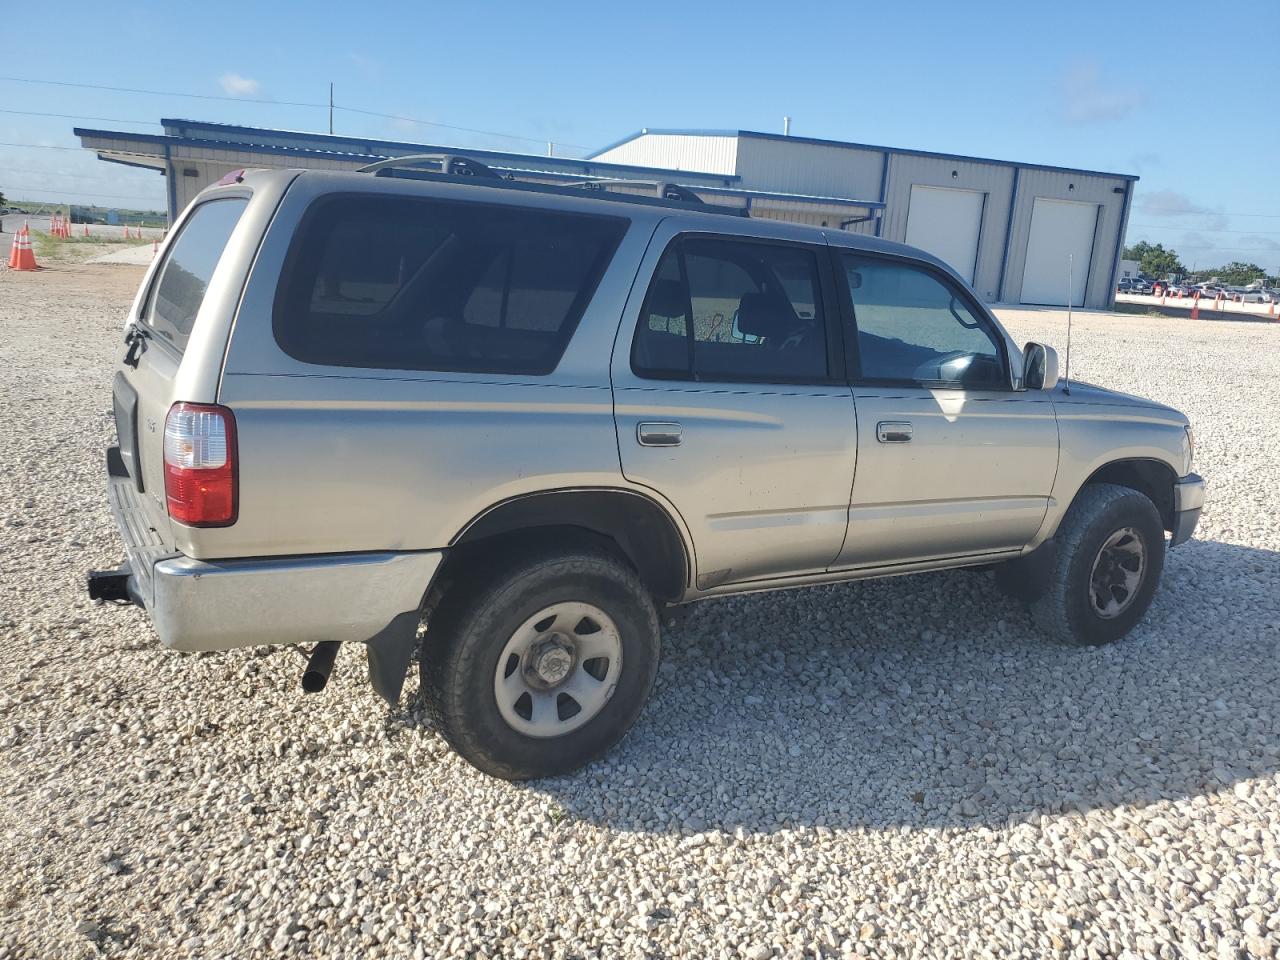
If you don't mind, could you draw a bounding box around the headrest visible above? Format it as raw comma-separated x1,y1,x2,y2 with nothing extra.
646,278,688,319
736,291,795,340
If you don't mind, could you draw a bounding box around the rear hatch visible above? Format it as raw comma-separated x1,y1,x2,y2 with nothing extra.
112,195,252,549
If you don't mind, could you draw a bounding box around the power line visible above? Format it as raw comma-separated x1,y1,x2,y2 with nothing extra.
1130,221,1280,236
6,185,163,202
0,74,326,108
0,107,163,126
332,104,589,151
0,74,590,152
0,141,84,150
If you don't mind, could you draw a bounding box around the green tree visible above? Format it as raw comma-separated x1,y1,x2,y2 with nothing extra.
1122,241,1186,278
1196,261,1268,286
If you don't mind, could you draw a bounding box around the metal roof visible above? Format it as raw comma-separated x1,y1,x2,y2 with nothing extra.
588,128,1140,182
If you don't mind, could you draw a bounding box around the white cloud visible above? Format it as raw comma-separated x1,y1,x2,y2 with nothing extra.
219,73,261,97
1058,62,1144,125
1135,191,1229,231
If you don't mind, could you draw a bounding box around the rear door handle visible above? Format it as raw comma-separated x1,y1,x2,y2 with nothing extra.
637,422,682,447
877,421,912,443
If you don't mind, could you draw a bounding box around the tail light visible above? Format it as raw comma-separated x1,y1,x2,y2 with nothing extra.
163,402,238,527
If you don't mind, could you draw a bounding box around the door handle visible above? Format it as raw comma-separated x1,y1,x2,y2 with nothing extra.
876,421,912,443
637,422,682,447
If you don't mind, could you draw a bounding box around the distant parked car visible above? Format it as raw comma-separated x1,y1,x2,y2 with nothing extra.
1166,283,1193,298
1117,278,1137,294
1232,289,1273,304
1130,279,1153,295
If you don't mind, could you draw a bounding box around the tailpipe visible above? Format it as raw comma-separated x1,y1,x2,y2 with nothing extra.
302,641,341,693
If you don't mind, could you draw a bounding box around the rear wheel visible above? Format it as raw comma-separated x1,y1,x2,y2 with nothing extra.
1030,483,1166,646
421,540,660,780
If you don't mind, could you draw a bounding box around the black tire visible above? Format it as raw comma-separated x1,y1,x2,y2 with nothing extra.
1030,483,1166,646
421,539,660,780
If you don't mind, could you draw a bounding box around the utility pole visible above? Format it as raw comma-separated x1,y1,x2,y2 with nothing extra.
328,82,334,135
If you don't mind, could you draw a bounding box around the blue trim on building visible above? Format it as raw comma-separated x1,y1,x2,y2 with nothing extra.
155,119,739,186
590,128,1139,183
163,143,177,225
875,151,890,237
996,167,1021,301
96,154,164,172
1107,179,1133,305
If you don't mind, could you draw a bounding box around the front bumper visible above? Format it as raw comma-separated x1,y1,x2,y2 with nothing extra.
99,445,442,654
1171,472,1205,547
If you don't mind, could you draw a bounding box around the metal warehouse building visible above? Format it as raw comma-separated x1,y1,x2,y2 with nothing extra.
77,120,1136,309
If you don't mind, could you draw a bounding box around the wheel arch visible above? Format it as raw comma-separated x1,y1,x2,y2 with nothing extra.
1079,458,1177,531
448,488,692,601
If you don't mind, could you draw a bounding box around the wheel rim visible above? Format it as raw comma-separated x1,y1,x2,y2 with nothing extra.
492,601,623,738
1088,526,1146,619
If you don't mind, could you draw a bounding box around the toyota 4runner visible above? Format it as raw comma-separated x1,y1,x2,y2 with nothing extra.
88,160,1204,779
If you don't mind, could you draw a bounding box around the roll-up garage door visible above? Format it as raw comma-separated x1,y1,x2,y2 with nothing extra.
904,185,985,282
1020,198,1099,306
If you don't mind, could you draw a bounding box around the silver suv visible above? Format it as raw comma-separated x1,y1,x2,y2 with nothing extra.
89,162,1204,779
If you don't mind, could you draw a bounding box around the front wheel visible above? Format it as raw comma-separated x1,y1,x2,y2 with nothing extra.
1030,483,1166,646
421,540,660,780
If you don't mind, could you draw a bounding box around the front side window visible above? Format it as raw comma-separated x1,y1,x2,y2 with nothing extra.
841,253,1006,389
145,197,249,353
632,237,829,382
273,195,626,375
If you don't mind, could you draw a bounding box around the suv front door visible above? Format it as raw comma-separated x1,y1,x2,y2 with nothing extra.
832,250,1058,568
612,224,856,589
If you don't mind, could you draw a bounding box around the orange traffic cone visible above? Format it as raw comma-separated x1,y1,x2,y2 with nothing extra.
152,239,158,257
1190,292,1200,320
82,223,89,237
7,225,39,270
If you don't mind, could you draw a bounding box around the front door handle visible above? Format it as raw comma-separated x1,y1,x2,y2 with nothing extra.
877,421,913,443
637,421,682,447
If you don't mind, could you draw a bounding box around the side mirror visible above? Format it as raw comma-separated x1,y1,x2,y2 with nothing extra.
1022,342,1059,391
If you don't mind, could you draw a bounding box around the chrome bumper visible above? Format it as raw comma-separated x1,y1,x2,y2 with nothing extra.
101,446,442,653
1170,473,1204,547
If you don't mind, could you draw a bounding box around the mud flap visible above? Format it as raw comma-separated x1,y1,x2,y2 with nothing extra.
365,611,421,706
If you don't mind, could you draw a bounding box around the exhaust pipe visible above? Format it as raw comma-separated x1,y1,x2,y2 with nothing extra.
302,641,341,693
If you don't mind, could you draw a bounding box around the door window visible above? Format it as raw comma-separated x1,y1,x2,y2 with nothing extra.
840,253,1007,389
632,237,829,383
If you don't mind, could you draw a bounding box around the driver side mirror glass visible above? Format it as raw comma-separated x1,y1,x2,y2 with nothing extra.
1023,342,1059,391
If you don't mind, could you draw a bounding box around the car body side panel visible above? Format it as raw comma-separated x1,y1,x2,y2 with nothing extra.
200,171,677,561
1027,391,1189,548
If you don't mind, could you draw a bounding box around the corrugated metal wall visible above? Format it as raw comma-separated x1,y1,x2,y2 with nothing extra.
735,137,884,200
590,133,739,175
1002,168,1130,308
880,156,1016,303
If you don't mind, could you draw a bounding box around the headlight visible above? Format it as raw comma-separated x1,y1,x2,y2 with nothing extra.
1182,425,1195,475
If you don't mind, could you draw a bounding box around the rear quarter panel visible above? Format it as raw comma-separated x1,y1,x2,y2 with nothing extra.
201,173,667,559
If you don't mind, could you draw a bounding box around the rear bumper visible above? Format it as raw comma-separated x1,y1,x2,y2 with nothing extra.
100,446,442,653
1171,472,1205,547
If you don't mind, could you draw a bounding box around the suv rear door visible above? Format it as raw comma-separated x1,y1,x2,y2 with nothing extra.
611,220,856,589
113,193,252,545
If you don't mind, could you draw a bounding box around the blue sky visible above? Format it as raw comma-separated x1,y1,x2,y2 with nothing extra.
4,0,1277,272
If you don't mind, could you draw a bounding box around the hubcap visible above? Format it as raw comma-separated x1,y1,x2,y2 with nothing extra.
493,601,623,738
1088,526,1146,619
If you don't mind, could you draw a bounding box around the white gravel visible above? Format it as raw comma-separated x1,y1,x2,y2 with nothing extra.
1,266,1278,959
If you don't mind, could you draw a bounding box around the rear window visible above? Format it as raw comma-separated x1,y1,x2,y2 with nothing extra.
273,194,627,375
145,197,249,353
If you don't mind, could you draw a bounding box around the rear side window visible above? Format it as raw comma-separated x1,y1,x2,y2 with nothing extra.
632,237,829,383
145,197,248,353
273,195,626,375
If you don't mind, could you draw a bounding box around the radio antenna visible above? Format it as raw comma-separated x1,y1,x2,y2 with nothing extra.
1063,253,1073,395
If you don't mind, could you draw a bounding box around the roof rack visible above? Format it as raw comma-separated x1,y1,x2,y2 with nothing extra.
354,152,747,217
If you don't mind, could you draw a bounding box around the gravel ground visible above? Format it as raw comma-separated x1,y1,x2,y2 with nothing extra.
1,263,1277,959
